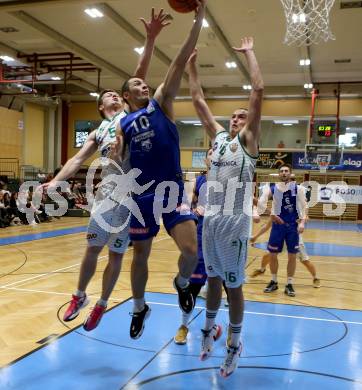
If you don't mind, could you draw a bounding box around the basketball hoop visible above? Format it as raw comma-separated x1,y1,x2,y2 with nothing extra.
316,153,331,173
318,160,329,173
280,0,336,46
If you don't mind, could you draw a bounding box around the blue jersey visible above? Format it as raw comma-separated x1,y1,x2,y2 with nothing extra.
195,174,207,234
271,182,299,224
121,99,182,193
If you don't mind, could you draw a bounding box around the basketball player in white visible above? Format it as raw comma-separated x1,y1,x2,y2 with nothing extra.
188,37,263,377
42,9,170,331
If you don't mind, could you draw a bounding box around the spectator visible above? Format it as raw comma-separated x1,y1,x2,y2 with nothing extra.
277,140,285,148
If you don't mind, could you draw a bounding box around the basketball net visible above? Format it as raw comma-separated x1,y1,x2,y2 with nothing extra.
280,0,336,46
316,154,330,173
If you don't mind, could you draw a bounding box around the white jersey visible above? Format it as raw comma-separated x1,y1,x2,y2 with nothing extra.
86,110,131,254
94,111,131,199
206,131,258,238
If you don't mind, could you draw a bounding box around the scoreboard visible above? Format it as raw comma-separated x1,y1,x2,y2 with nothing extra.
317,122,336,137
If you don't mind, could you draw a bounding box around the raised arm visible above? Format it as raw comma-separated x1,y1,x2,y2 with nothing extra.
188,49,224,142
133,8,171,79
154,0,206,119
234,37,264,156
43,131,98,188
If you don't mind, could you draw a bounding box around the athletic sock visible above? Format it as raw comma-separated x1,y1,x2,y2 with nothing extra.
75,290,86,297
271,274,278,282
133,297,145,313
260,267,266,272
287,277,293,285
97,299,108,307
204,309,218,330
176,274,189,288
229,322,242,347
182,312,191,327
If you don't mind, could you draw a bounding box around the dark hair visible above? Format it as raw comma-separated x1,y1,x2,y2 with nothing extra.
97,89,119,119
279,163,292,172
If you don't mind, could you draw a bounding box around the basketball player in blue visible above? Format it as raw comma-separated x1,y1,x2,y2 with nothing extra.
174,149,210,344
118,0,207,339
260,164,307,296
43,9,170,331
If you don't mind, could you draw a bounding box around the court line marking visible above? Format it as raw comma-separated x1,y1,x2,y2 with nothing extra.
0,236,170,292
2,287,71,296
146,301,362,326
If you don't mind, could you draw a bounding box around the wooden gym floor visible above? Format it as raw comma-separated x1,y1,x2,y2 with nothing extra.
0,216,361,367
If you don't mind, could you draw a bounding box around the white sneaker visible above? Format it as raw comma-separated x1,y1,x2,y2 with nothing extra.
199,324,222,361
29,220,38,226
220,343,242,377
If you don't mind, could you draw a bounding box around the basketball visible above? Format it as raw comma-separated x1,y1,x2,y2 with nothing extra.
168,0,198,13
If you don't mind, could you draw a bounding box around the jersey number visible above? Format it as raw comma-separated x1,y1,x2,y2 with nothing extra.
224,272,236,283
114,239,123,248
131,115,150,133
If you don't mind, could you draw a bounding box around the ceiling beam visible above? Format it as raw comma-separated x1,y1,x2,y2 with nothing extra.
0,41,98,92
11,10,132,83
96,2,189,82
205,7,250,81
0,0,89,11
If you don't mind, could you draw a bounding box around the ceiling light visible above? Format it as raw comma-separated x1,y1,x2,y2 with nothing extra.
243,85,252,90
304,83,313,89
299,59,311,66
134,47,144,55
193,123,203,126
274,120,299,124
181,120,202,124
84,8,104,18
202,19,209,28
89,92,99,97
51,76,61,81
225,61,237,69
0,55,14,62
283,123,293,126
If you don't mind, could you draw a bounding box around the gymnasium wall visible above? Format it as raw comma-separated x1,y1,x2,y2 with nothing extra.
0,106,23,161
66,98,362,166
23,103,45,168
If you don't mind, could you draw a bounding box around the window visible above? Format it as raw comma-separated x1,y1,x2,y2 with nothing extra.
74,120,101,148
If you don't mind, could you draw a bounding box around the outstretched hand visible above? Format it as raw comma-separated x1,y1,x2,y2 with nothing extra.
232,37,254,53
141,8,171,39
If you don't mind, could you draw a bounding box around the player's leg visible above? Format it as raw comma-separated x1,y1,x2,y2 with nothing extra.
219,237,247,377
83,250,124,331
200,276,223,360
63,214,109,322
200,218,222,360
174,282,203,345
298,235,320,287
63,245,102,322
285,224,299,296
169,219,198,313
250,252,271,277
129,237,153,339
264,224,284,292
128,195,159,339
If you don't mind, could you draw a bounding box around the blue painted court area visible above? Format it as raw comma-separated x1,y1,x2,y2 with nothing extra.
0,226,87,246
254,242,362,257
306,220,362,232
1,292,361,390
